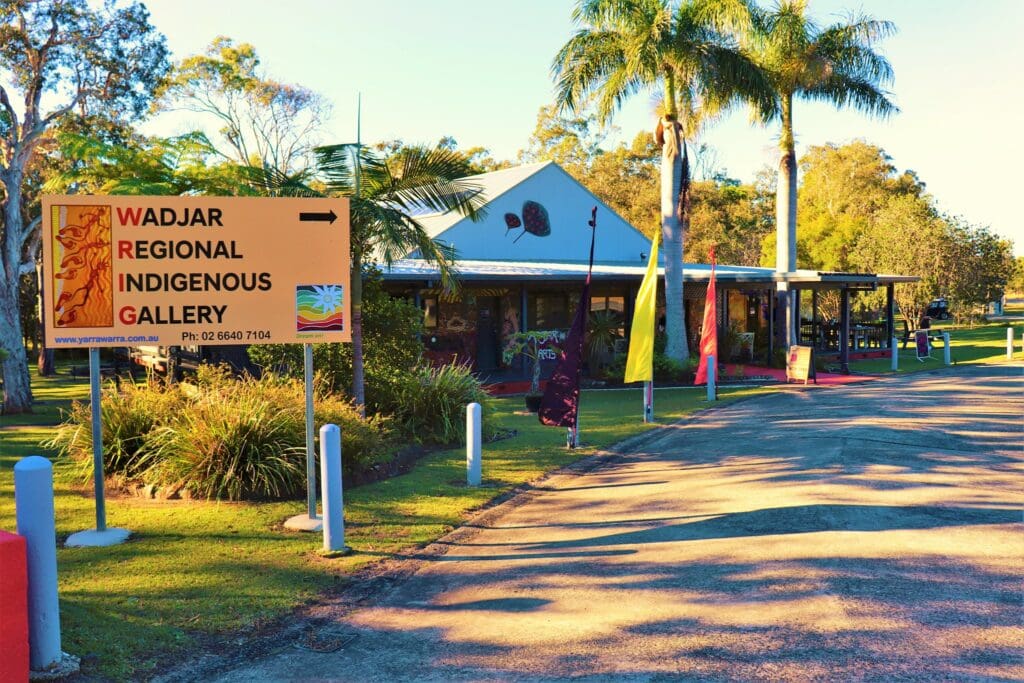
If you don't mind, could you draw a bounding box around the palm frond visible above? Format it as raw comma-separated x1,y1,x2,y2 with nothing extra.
234,164,321,197
803,73,898,119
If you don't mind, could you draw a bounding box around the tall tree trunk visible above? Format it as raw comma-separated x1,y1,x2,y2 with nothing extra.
35,262,54,376
659,116,690,363
1,169,33,413
0,283,32,414
776,94,798,347
350,253,366,416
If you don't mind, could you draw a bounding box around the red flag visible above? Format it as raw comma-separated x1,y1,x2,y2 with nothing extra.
694,248,717,385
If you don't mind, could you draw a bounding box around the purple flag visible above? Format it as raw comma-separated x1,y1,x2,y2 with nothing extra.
539,208,597,428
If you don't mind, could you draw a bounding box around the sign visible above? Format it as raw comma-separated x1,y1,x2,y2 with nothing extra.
41,196,350,348
786,345,816,384
914,330,931,361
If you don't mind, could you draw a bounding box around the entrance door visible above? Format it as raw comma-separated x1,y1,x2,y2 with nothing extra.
475,296,500,372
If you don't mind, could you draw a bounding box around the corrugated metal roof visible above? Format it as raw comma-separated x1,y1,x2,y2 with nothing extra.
380,260,920,286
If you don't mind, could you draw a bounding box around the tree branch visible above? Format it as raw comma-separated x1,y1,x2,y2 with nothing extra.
19,216,42,276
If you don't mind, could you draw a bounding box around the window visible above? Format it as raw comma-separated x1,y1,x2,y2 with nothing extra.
528,292,569,329
590,295,624,314
422,297,438,328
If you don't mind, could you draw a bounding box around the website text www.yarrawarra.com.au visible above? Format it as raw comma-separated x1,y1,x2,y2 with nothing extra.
54,335,159,344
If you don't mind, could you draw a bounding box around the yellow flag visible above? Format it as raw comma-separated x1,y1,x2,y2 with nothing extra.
624,233,659,383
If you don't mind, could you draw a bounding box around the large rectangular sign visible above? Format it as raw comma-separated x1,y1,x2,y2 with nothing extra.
41,196,351,347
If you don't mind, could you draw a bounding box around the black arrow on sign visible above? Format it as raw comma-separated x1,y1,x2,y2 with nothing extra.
299,210,337,224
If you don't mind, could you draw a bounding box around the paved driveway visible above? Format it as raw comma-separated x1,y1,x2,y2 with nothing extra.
216,365,1023,682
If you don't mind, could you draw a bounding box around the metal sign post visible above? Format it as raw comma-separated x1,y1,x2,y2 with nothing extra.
65,349,130,547
285,343,323,532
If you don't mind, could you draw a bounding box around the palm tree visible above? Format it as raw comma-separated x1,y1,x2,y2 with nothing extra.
747,0,897,344
552,0,774,362
312,144,486,413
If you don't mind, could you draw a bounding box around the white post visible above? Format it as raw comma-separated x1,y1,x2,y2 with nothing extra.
643,380,654,423
65,350,129,547
943,332,951,366
14,457,63,671
891,336,899,372
706,354,717,402
319,424,348,553
1008,327,1014,360
466,403,482,487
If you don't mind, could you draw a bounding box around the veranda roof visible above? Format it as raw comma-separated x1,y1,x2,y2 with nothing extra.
380,259,917,287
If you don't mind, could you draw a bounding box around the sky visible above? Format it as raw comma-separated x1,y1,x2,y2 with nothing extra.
144,0,1024,255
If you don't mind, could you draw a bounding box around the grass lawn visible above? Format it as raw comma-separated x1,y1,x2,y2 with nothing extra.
847,321,1023,374
0,366,772,680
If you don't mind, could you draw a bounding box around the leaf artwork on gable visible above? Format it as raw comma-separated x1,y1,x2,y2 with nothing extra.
506,200,551,243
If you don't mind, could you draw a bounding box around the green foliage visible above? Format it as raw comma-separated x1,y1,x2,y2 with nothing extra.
147,382,307,501
249,268,424,410
603,349,696,383
1008,257,1024,295
388,362,497,445
586,310,623,373
689,176,775,267
156,36,328,173
314,392,391,477
48,377,187,481
48,365,387,500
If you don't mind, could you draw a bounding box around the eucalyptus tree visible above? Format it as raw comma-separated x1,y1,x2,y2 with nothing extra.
0,0,168,414
263,144,486,412
157,37,330,175
746,0,897,344
552,0,773,362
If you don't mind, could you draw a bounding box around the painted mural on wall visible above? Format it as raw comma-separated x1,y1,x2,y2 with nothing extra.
505,200,551,243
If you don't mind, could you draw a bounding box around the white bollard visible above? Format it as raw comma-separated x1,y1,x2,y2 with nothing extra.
707,354,717,402
643,380,654,423
943,332,951,366
14,457,63,671
319,424,348,553
1008,327,1014,360
466,402,482,487
891,336,899,371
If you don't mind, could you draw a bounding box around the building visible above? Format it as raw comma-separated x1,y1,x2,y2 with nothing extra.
382,161,915,378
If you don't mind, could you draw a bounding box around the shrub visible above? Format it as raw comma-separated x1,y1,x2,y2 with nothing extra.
315,392,390,477
48,377,186,480
390,362,497,444
147,387,306,501
49,363,391,500
603,351,696,383
247,268,424,411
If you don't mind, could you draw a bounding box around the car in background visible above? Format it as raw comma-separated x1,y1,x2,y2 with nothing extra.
925,297,951,320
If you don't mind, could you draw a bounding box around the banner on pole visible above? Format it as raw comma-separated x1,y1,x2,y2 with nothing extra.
539,208,597,431
694,249,718,385
624,234,659,383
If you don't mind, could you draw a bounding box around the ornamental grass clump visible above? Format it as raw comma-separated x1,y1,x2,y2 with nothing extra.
48,376,186,481
50,363,391,501
146,386,306,501
314,393,389,478
391,362,496,444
